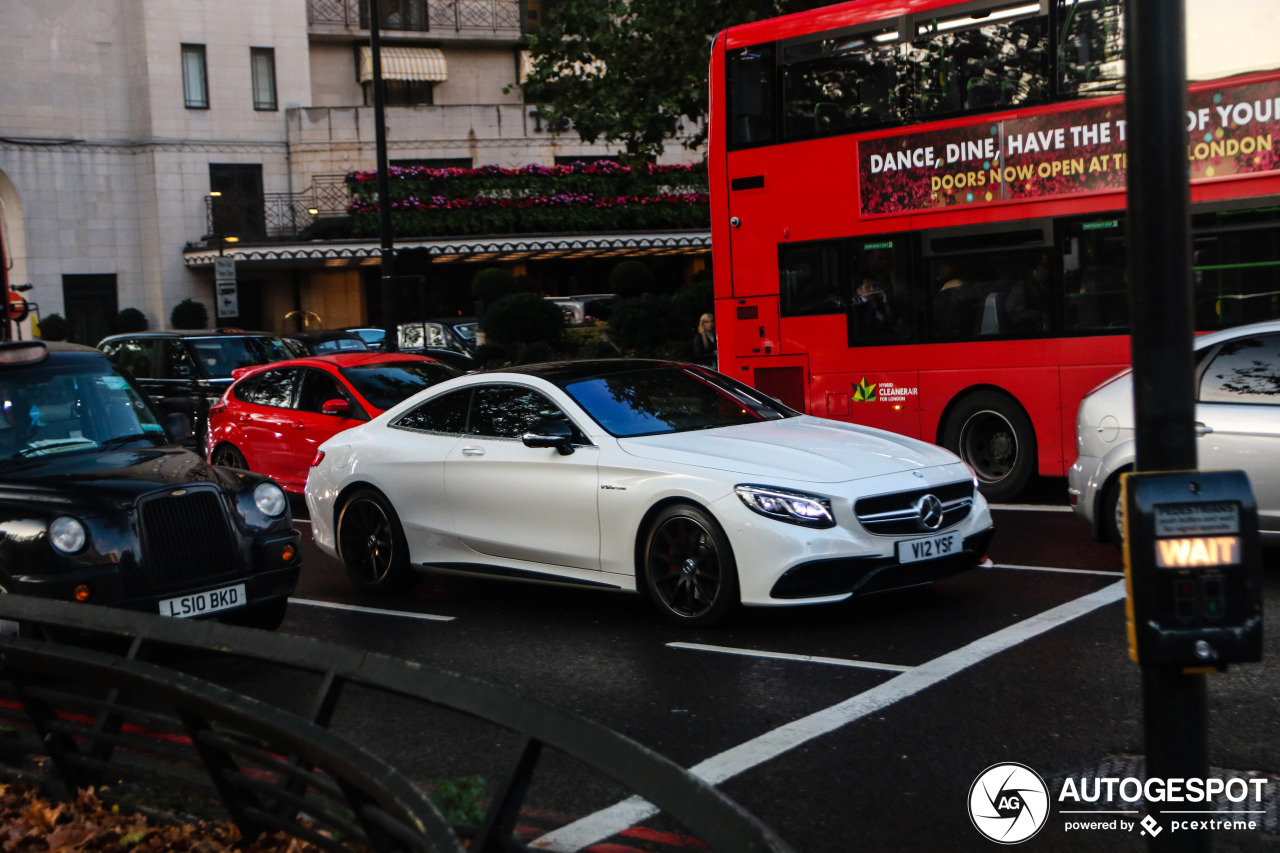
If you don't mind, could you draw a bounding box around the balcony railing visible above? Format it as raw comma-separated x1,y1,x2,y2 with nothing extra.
206,175,352,243
309,0,524,33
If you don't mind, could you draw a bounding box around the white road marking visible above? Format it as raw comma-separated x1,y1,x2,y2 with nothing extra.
990,503,1073,513
290,598,454,622
992,562,1123,577
531,580,1128,852
667,642,912,673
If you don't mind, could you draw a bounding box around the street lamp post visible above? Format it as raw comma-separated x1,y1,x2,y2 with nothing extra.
369,0,400,352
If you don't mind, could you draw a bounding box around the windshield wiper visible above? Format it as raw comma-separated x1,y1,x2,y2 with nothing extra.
13,438,96,457
98,433,161,450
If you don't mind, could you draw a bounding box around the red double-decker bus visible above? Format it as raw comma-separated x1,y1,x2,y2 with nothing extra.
709,0,1280,501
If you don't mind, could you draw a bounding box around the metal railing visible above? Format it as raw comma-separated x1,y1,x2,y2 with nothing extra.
0,597,793,853
308,0,523,33
206,176,351,243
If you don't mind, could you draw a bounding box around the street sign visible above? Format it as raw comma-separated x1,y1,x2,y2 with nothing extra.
214,257,238,320
6,290,29,322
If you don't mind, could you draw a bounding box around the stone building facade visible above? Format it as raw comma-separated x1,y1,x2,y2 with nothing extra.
0,0,707,343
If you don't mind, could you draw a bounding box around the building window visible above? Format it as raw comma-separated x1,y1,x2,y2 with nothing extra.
182,44,209,109
360,0,429,31
251,48,277,111
364,80,433,106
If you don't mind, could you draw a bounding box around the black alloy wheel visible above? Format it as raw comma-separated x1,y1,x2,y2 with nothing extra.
336,489,420,594
943,390,1037,503
643,504,739,627
211,444,249,470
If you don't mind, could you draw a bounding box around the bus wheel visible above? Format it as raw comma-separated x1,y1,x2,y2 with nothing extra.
943,391,1036,503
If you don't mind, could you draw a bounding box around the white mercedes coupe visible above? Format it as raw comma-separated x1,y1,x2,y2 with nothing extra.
305,360,995,626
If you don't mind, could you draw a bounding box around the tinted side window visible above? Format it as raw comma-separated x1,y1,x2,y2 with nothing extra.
468,385,570,439
1199,335,1280,404
163,340,199,380
103,339,159,379
297,368,360,416
238,368,296,408
395,388,471,434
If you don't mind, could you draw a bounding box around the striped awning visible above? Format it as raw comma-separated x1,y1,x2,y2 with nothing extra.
358,46,447,83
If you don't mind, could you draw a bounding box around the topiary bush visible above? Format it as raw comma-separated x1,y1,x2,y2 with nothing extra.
37,313,69,341
480,292,566,354
672,278,714,332
470,267,517,310
472,343,509,369
607,293,687,357
608,260,655,299
113,307,149,333
170,298,208,330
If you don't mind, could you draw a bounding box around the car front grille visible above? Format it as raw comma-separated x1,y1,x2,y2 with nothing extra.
854,480,974,536
138,487,241,591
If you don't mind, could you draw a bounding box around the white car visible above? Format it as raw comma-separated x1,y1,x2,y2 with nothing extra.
1069,319,1280,546
305,360,994,626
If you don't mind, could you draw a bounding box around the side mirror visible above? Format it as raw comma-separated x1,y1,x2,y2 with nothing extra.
321,398,351,416
522,418,576,455
165,412,194,443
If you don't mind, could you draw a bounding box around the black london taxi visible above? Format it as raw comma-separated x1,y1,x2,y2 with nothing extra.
0,340,300,632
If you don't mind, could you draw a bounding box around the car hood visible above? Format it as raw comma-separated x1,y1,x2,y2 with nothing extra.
616,416,962,483
0,446,249,512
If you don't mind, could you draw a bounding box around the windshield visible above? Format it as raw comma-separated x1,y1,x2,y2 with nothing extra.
561,365,795,437
0,358,168,463
341,360,462,411
187,336,295,379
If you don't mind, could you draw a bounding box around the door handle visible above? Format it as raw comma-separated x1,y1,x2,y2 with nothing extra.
237,413,251,423
1194,421,1213,437
461,446,485,457
292,423,306,430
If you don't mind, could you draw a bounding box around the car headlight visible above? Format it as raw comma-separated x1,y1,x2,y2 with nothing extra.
49,516,89,554
253,481,288,518
735,485,835,528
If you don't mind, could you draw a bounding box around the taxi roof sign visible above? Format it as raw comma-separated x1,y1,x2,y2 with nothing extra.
0,342,49,365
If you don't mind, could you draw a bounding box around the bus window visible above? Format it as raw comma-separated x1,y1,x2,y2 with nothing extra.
1056,0,1125,98
780,26,900,140
779,241,843,317
849,239,915,346
907,3,1049,121
727,44,775,149
1192,208,1280,330
927,249,1051,340
1062,217,1128,332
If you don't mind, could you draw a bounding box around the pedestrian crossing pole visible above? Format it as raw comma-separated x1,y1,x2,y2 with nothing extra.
1123,2,1207,850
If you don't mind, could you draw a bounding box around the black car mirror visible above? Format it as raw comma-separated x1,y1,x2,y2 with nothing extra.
165,412,194,443
522,419,575,455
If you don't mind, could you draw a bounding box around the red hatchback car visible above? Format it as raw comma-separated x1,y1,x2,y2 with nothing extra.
206,353,461,492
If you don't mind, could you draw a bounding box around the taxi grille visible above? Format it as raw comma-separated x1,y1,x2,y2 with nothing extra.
854,480,974,536
138,488,240,590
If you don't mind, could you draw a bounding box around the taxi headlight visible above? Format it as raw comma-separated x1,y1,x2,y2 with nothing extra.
49,516,89,554
735,485,835,528
253,481,288,518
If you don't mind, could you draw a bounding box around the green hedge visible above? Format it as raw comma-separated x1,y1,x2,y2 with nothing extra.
347,161,709,238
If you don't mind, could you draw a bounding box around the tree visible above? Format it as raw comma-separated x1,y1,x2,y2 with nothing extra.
113,307,149,333
520,0,820,163
171,298,209,329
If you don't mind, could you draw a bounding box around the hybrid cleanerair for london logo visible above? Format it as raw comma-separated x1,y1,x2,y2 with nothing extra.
968,763,1051,844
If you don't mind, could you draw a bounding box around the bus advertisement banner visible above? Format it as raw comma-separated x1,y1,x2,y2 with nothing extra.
859,75,1280,216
